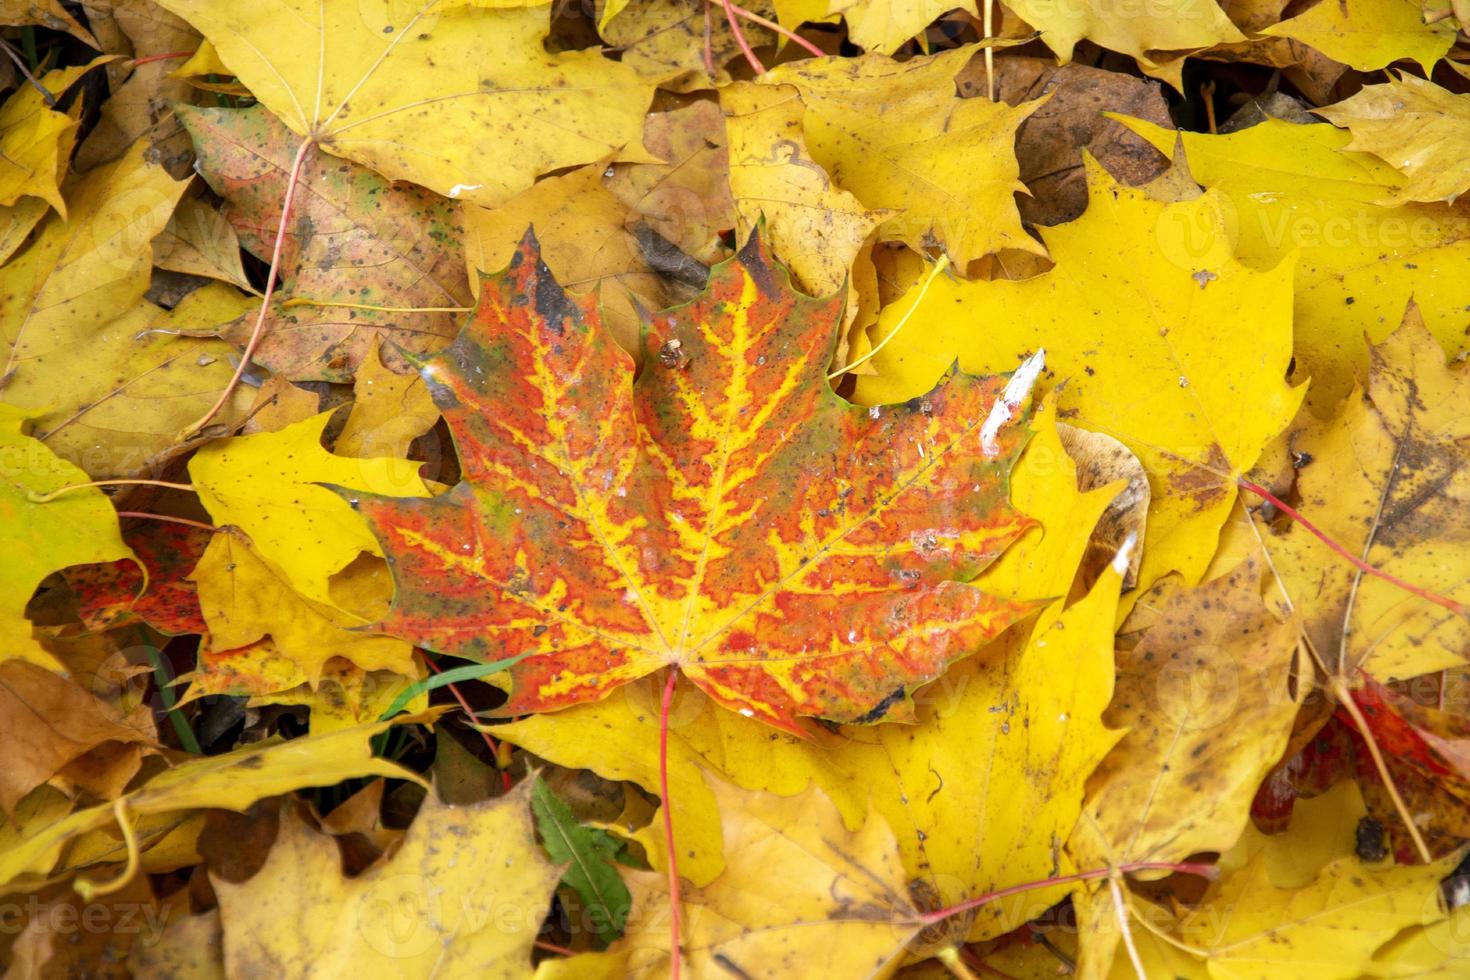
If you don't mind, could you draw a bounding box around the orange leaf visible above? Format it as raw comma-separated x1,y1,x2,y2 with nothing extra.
352,232,1039,733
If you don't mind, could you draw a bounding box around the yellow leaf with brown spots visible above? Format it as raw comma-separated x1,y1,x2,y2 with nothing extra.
545,778,920,978
1315,73,1470,206
1070,553,1304,874
1259,306,1470,680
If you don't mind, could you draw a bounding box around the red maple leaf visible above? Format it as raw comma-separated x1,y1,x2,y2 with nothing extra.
351,232,1039,733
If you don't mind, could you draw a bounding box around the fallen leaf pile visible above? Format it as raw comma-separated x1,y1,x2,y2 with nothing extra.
1,0,1469,977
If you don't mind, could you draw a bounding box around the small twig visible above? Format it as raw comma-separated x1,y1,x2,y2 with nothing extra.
919,861,1216,925
1031,929,1076,971
127,50,197,68
0,37,56,107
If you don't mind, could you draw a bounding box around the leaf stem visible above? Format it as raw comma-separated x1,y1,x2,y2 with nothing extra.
982,0,996,101
919,861,1216,925
115,512,218,532
28,479,194,503
829,255,951,380
660,669,684,979
1333,674,1433,863
128,50,196,68
73,800,139,900
1109,872,1147,980
425,656,513,792
717,0,766,73
725,3,825,57
937,946,980,980
184,135,315,437
279,298,470,313
1238,479,1465,617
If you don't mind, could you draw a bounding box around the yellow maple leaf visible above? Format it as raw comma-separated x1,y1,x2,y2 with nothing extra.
1075,781,1461,977
1261,0,1455,72
336,337,440,462
1118,115,1470,410
764,46,1044,267
1126,810,1459,978
190,409,429,608
152,194,253,292
18,283,255,479
213,782,559,978
464,163,667,355
0,59,105,216
0,140,257,477
1001,0,1243,80
824,0,961,54
854,159,1301,593
154,0,655,207
1316,73,1470,206
972,393,1125,602
190,532,418,688
0,405,131,670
